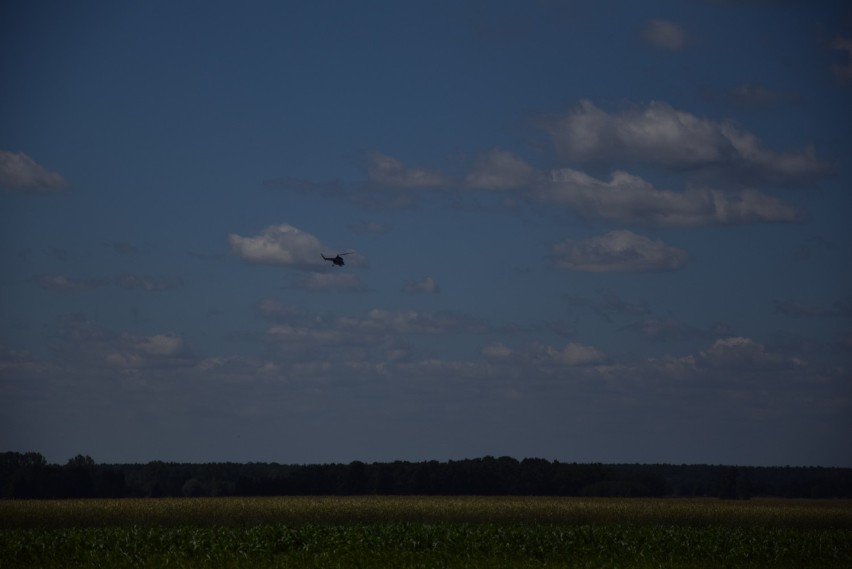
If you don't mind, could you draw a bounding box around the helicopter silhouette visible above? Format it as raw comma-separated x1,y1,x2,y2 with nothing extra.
321,252,354,266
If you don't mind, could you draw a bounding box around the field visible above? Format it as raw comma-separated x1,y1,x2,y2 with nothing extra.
2,496,851,568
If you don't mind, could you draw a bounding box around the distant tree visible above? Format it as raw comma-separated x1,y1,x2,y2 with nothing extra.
182,478,205,497
718,466,751,500
65,454,95,468
142,461,168,497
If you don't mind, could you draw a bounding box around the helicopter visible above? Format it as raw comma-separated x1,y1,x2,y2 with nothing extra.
321,252,354,266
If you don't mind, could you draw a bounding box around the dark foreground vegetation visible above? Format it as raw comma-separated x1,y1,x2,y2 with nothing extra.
2,497,851,568
3,452,851,499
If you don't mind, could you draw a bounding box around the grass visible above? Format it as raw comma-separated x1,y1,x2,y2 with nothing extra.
2,496,851,568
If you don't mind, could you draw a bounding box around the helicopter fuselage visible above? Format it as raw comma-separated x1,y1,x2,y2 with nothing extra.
322,254,345,266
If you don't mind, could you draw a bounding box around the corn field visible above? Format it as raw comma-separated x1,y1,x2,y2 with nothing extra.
2,496,851,568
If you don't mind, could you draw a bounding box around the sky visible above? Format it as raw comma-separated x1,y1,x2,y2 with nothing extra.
1,0,851,467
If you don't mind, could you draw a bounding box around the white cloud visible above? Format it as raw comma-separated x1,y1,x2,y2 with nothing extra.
307,128,812,222
135,334,187,357
354,309,487,335
542,100,828,185
266,324,346,346
378,150,800,227
39,275,105,291
699,337,806,371
539,168,800,226
626,318,730,342
40,273,182,292
0,151,67,193
540,342,606,366
640,19,686,51
367,152,448,188
401,276,440,294
49,318,196,372
482,340,605,368
551,230,688,273
228,224,330,269
104,333,195,370
257,304,492,365
465,148,540,190
482,342,513,360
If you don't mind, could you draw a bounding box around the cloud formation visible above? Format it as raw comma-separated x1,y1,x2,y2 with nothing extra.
49,318,196,372
267,98,822,228
229,224,347,269
538,168,800,226
365,148,801,227
774,298,852,319
39,274,182,292
259,301,489,360
0,151,68,193
39,275,105,291
551,230,688,273
465,148,540,190
367,152,448,189
625,318,732,342
483,341,605,367
402,276,440,294
699,337,806,371
641,19,686,51
542,101,828,185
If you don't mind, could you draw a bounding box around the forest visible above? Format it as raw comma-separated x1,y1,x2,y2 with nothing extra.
2,452,851,500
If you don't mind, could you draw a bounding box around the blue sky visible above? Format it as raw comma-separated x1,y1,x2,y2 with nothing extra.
2,0,851,466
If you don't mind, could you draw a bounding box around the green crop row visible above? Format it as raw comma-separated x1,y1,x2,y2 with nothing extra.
3,496,852,529
2,522,851,569
2,497,850,568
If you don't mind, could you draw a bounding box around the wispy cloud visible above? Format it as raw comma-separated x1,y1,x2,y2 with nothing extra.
551,230,688,273
465,148,540,190
258,301,489,359
565,289,650,323
773,298,852,319
538,168,800,226
483,340,606,367
39,275,106,291
401,276,440,294
104,241,142,256
623,318,733,342
0,151,68,193
39,273,182,292
49,318,196,372
640,19,687,52
367,152,449,189
699,336,806,371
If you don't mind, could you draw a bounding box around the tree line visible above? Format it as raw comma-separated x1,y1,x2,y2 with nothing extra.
2,452,851,500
